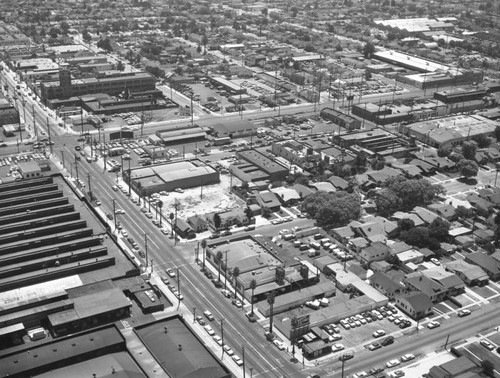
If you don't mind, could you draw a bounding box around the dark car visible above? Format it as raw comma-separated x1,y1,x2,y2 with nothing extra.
75,145,81,151
209,233,220,239
106,213,113,220
220,230,232,237
381,336,394,346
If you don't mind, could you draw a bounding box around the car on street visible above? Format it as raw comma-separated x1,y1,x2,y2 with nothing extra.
166,268,176,278
458,309,471,317
331,343,345,353
115,209,125,214
273,340,286,350
213,335,223,346
174,291,184,300
271,219,283,225
352,373,368,378
195,316,205,325
232,355,243,366
112,185,118,191
386,359,400,368
161,228,169,235
480,340,495,350
204,310,214,321
368,343,381,351
221,289,231,298
381,336,394,346
339,352,354,361
223,345,234,356
373,330,386,338
204,325,215,336
392,370,405,377
400,353,415,362
121,230,128,237
232,299,242,308
161,277,169,285
106,213,113,220
427,321,440,329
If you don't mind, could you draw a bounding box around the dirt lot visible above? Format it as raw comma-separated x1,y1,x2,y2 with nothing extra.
157,173,243,220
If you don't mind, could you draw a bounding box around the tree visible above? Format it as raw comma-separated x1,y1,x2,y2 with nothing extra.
267,291,275,334
481,360,494,377
82,29,92,44
400,227,441,250
363,42,375,58
261,206,272,218
244,207,253,223
202,34,208,51
60,21,70,34
169,212,175,236
429,217,450,241
116,60,125,71
495,125,500,141
462,142,476,160
201,239,207,270
213,213,222,230
301,191,361,228
215,251,223,283
249,279,257,315
157,200,163,227
384,176,445,211
455,206,474,220
261,7,268,16
232,266,240,300
97,38,113,52
397,218,415,232
458,159,479,180
374,188,402,216
472,134,491,148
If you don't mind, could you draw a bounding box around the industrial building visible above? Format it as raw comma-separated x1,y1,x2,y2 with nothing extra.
209,76,246,95
401,114,498,149
40,69,156,103
334,128,411,157
320,108,361,131
232,149,289,183
126,159,220,196
0,93,19,126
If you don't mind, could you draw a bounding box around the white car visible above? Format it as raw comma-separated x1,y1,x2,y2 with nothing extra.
373,330,386,338
431,258,440,265
204,325,215,336
273,340,286,350
115,209,125,214
331,343,345,352
204,310,214,321
400,353,415,362
213,335,223,346
352,373,368,378
232,355,243,366
166,268,176,278
386,359,400,368
223,345,234,356
480,340,495,350
427,321,440,329
121,230,129,237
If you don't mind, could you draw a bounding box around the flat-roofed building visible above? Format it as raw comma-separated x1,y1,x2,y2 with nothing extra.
126,159,220,195
237,149,288,182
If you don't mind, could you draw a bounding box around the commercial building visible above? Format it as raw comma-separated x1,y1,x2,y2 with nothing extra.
0,94,19,126
334,128,410,157
234,149,289,182
320,108,361,131
126,159,220,196
40,69,156,103
401,114,498,149
374,17,455,34
209,76,246,94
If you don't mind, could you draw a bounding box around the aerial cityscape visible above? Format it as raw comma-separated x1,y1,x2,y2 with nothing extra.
1,0,500,377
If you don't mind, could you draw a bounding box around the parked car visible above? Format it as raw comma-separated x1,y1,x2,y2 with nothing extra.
373,330,386,338
458,309,471,317
480,340,495,351
400,353,415,362
166,268,176,278
204,310,214,321
427,321,440,329
368,343,381,351
386,359,400,368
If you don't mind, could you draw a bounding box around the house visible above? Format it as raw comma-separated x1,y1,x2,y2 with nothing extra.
427,203,456,220
397,249,425,265
254,191,281,212
412,206,441,225
351,216,398,241
464,252,500,280
174,218,195,239
327,175,349,190
217,208,250,228
404,273,447,302
391,211,425,227
348,237,369,253
332,225,355,244
293,183,314,198
421,268,465,296
186,214,208,233
270,187,301,206
395,291,433,320
370,272,406,299
359,242,392,265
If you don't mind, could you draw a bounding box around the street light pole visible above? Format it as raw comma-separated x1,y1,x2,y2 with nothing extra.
144,233,148,268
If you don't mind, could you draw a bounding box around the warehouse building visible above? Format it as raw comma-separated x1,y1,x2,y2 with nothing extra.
126,159,220,196
401,114,498,149
40,69,156,103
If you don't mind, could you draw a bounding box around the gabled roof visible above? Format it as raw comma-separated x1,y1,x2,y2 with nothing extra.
187,214,207,228
398,291,433,312
465,252,500,275
370,272,405,294
405,273,446,296
412,206,440,224
327,175,349,190
421,267,465,290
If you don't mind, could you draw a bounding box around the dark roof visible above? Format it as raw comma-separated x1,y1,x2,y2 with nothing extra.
370,272,405,294
398,291,433,312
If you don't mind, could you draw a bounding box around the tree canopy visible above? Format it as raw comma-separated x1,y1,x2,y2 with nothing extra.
458,159,479,179
301,191,361,227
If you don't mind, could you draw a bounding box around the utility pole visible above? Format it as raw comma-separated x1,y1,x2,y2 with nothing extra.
190,94,194,127
176,267,181,310
32,104,37,137
220,318,225,359
87,173,92,200
193,307,196,323
61,150,65,170
80,99,84,135
224,251,228,291
242,345,246,378
74,158,79,181
46,117,52,154
20,96,25,141
112,199,117,230
144,233,148,268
